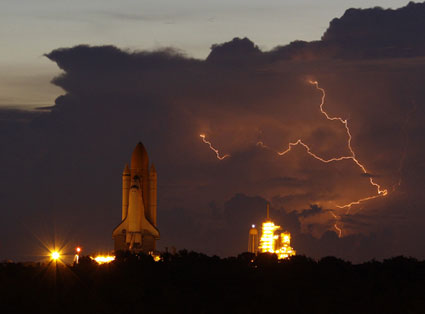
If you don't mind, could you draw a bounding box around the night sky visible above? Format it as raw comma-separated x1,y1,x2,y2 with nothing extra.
2,1,425,263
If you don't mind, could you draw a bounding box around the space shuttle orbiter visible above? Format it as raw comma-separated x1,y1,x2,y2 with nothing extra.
112,142,159,253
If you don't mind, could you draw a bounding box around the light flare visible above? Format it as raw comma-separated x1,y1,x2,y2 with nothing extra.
199,134,230,160
51,251,60,261
92,255,115,264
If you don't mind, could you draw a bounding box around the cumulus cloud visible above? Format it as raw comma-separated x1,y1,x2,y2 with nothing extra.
1,2,425,261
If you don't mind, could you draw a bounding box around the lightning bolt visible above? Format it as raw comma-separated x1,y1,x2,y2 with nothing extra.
274,81,388,211
200,134,230,160
201,80,390,236
310,81,387,206
272,81,389,233
273,81,389,234
329,211,343,238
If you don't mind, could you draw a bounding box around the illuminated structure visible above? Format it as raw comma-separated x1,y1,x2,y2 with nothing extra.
259,204,296,259
92,255,116,264
112,142,160,253
248,225,259,254
74,247,81,264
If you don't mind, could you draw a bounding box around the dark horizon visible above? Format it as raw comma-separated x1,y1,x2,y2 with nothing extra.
3,251,425,314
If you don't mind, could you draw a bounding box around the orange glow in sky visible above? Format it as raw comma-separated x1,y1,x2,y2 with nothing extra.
201,80,389,237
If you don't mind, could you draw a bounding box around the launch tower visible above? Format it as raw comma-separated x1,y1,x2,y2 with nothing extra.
259,203,296,259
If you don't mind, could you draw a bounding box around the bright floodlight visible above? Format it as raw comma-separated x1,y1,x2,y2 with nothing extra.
51,251,60,260
76,247,81,253
92,255,115,264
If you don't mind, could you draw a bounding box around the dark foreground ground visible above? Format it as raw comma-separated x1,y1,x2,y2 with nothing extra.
1,251,425,314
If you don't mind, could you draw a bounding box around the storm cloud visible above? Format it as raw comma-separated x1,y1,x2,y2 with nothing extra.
2,2,425,263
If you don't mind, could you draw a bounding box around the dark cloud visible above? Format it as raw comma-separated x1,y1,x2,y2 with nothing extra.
323,3,425,50
2,2,425,262
267,2,425,61
207,37,262,65
299,205,324,218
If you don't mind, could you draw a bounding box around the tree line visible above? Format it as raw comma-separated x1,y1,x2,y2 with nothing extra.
1,251,424,314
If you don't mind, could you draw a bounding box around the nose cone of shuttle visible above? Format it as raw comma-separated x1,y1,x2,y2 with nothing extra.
131,142,149,170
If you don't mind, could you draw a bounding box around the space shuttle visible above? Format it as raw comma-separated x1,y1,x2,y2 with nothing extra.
112,142,160,253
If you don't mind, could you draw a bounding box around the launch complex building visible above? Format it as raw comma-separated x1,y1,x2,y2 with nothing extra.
249,204,296,259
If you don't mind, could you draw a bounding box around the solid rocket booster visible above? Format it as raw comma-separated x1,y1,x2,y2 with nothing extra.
149,164,157,226
113,142,160,253
122,164,130,220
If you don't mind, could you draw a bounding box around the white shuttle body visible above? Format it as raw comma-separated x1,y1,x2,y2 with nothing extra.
112,142,159,252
